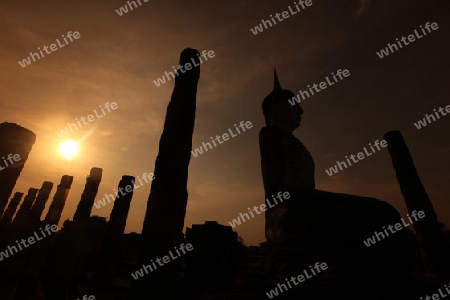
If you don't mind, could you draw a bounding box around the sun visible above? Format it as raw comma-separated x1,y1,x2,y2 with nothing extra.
59,140,79,160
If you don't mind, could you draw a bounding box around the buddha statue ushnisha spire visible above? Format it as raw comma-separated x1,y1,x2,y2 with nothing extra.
270,67,295,99
273,68,282,91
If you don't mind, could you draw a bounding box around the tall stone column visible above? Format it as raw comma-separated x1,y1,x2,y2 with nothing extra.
29,181,54,225
73,168,102,222
384,130,450,277
0,192,23,225
0,123,36,217
92,175,135,292
12,187,39,226
134,48,200,297
44,175,73,226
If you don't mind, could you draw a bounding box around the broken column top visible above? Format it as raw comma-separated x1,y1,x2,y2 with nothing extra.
0,122,36,140
60,175,74,187
41,181,53,189
13,192,24,198
26,187,39,196
122,175,135,182
90,168,103,181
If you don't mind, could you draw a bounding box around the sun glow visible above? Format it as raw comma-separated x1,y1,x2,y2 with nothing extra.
59,140,79,160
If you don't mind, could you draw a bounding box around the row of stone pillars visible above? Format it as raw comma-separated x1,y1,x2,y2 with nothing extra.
0,167,140,297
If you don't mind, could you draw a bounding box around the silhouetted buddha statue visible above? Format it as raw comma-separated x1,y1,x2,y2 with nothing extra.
259,70,412,264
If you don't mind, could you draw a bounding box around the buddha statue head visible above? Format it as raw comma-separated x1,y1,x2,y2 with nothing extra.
262,69,304,132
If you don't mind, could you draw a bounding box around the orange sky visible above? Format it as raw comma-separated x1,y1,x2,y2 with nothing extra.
1,0,449,245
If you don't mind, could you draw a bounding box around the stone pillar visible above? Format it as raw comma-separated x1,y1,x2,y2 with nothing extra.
12,187,39,226
73,168,102,222
0,123,36,217
384,130,450,277
30,181,54,225
134,48,200,297
64,168,103,284
92,176,135,291
0,192,23,225
44,175,73,225
106,175,135,238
